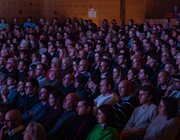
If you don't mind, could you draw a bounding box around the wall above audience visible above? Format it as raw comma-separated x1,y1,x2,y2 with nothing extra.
0,0,179,24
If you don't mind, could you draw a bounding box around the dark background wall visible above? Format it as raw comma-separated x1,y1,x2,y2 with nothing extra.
0,0,179,23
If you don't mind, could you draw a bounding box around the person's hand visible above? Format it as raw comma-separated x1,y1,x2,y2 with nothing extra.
0,125,8,139
120,130,129,137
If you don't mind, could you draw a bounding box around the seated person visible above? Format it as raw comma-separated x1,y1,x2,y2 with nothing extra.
0,109,24,140
120,85,157,140
144,97,180,140
47,93,79,140
114,80,139,130
67,98,97,140
87,104,119,140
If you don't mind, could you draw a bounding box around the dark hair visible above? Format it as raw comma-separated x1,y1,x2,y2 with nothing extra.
161,97,178,119
98,104,118,128
139,85,155,98
49,88,64,106
26,78,39,89
79,98,94,113
101,78,114,89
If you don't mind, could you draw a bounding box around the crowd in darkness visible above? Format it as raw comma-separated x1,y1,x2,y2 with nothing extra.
0,16,179,140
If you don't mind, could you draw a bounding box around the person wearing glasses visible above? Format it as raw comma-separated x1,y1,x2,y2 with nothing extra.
0,109,24,140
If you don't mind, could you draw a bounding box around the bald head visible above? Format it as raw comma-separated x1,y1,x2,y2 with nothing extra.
63,93,79,111
5,109,22,129
118,80,132,97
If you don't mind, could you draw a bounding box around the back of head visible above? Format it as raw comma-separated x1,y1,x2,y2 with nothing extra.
161,97,178,119
24,121,47,140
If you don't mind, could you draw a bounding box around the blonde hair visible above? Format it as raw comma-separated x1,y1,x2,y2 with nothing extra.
25,121,47,140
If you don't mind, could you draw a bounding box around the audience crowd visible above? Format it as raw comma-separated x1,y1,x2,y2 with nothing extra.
0,16,179,140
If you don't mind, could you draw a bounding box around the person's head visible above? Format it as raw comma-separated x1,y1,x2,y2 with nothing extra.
63,93,79,111
39,86,50,102
147,54,159,69
100,59,110,73
25,78,39,95
76,99,94,115
6,74,18,86
164,63,175,73
63,73,74,87
74,74,88,88
48,67,59,81
61,57,72,70
5,109,22,129
127,68,138,81
118,80,132,97
172,73,180,90
48,89,63,108
157,71,170,86
6,57,16,71
117,54,126,65
35,63,45,77
51,57,60,69
112,66,122,81
18,60,27,72
23,121,47,140
138,85,155,105
78,59,89,73
97,104,117,127
100,78,113,95
17,79,25,93
158,97,178,118
28,65,36,78
72,59,79,72
138,68,149,81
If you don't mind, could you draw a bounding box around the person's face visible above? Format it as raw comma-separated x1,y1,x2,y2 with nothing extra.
127,69,135,81
63,74,72,87
39,88,48,101
72,61,78,71
138,90,150,104
5,114,17,129
48,94,56,107
61,59,69,70
48,68,56,80
158,100,166,116
78,60,86,72
157,72,167,85
113,68,119,80
100,80,108,94
118,81,128,97
63,94,74,110
41,54,47,64
164,64,173,73
117,55,125,65
138,69,146,80
28,67,34,77
35,65,44,77
96,109,106,124
76,101,88,115
17,81,25,92
6,77,15,86
25,82,34,95
95,53,100,62
100,62,108,73
171,48,177,56
6,60,14,70
18,61,25,71
173,80,180,90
